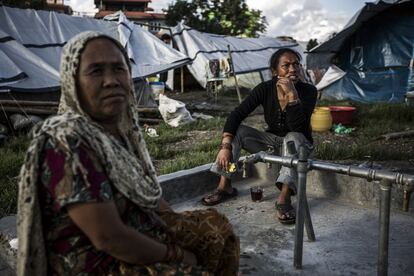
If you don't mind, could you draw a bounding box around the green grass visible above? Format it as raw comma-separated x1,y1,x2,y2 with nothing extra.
314,102,414,160
156,147,218,175
145,118,224,174
1,103,413,216
315,141,412,161
353,103,414,137
0,118,225,217
0,135,30,216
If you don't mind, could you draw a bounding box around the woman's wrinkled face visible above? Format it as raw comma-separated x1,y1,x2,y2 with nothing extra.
77,38,131,124
275,52,301,83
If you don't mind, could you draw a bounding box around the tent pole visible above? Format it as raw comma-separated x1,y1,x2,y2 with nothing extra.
0,102,15,136
181,67,184,93
227,45,242,103
259,71,265,83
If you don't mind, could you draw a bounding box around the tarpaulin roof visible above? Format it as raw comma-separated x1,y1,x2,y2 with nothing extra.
309,0,411,54
172,23,303,88
0,6,190,93
307,0,414,103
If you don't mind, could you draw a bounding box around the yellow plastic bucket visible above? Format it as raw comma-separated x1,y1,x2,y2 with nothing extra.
311,107,332,132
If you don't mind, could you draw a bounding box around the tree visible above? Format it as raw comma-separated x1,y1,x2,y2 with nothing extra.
306,38,318,51
165,0,267,38
1,0,45,9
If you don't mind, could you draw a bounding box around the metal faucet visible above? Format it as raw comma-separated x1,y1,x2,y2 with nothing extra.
403,184,413,211
242,153,261,178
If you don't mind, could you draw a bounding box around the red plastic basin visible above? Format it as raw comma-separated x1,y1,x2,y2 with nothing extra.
329,106,356,125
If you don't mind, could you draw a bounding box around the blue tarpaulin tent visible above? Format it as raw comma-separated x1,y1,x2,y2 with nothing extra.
307,0,414,103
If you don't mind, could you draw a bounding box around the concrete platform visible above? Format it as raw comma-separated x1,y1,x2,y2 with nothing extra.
1,160,413,275
172,178,414,275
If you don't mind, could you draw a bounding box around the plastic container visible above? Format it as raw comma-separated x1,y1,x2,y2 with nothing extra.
149,82,165,100
210,162,236,179
311,107,332,132
329,106,356,125
147,76,158,82
405,91,414,106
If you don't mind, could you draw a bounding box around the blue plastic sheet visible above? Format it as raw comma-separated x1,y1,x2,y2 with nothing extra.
314,1,414,102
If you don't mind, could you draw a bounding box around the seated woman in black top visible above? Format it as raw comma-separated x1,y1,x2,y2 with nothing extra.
201,48,317,224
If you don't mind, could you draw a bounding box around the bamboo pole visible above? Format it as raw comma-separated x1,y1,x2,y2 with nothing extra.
227,45,242,104
181,67,184,94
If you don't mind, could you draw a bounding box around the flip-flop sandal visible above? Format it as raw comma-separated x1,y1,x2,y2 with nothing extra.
201,188,238,206
275,202,296,225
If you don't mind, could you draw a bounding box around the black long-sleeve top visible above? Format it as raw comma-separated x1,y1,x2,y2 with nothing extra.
223,78,317,143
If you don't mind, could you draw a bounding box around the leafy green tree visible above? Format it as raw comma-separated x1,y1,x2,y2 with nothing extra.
165,0,267,38
306,38,318,51
1,0,45,9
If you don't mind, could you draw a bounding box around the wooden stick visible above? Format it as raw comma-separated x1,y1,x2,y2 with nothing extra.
377,130,414,141
227,45,242,104
181,66,184,94
138,118,163,124
137,107,159,113
0,106,57,115
0,100,59,106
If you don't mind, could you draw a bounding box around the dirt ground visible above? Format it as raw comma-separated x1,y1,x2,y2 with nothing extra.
166,89,414,169
171,129,221,152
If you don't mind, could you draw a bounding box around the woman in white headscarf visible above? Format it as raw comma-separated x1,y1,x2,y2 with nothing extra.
17,31,239,276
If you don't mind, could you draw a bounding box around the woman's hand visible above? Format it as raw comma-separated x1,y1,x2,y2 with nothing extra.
217,148,232,171
158,198,173,213
182,249,198,266
67,201,178,265
276,77,298,101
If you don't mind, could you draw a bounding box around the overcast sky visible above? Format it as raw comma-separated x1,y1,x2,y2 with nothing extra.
66,0,374,42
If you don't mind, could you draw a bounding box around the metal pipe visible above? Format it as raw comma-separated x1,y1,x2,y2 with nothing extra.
378,180,392,276
254,152,414,188
294,146,308,269
259,153,298,168
308,160,414,187
242,151,414,274
304,194,316,242
285,141,316,243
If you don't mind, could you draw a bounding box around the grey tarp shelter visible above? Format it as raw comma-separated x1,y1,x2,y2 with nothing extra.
307,0,414,102
0,5,190,103
172,23,304,89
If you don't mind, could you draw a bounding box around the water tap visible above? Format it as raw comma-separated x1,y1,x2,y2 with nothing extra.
242,153,259,178
266,145,274,169
403,184,413,212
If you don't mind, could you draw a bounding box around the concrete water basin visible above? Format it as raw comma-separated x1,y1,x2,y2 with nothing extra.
1,160,414,275
163,160,414,276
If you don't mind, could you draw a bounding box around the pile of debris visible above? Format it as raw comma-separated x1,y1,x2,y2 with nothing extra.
0,100,54,143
